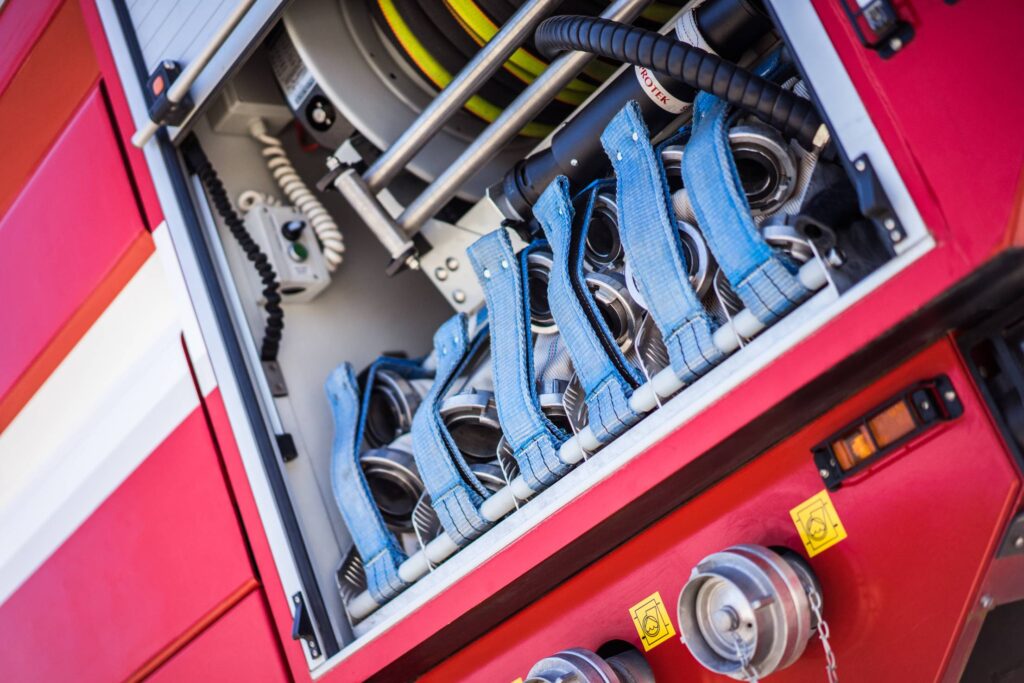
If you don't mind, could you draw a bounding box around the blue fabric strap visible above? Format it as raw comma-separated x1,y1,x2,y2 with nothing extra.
468,231,570,491
683,93,810,325
326,363,407,603
601,102,725,383
410,314,491,546
535,177,641,444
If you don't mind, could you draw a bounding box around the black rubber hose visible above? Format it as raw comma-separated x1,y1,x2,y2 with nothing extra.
534,15,823,148
184,139,284,362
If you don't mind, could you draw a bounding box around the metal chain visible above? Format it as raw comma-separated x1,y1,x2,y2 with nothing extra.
732,632,760,683
808,587,839,683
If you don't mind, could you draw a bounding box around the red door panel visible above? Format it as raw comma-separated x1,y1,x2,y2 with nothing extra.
148,591,290,683
811,0,1024,257
424,340,1021,682
0,0,100,219
0,406,257,683
0,85,152,431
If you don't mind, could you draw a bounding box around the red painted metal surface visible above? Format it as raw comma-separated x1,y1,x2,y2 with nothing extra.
0,405,257,682
423,340,1022,682
0,86,147,418
148,591,291,683
0,0,100,219
811,0,1024,261
0,0,64,95
197,386,315,678
78,0,163,228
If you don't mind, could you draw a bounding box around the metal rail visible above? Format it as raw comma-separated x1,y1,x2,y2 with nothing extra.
362,0,565,193
336,0,656,270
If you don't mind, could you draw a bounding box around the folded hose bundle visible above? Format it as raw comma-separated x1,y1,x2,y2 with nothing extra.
533,15,825,149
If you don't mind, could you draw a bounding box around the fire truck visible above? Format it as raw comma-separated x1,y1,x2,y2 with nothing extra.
0,0,1022,680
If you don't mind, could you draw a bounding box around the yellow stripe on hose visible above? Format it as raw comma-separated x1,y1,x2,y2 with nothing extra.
377,0,552,137
443,0,595,105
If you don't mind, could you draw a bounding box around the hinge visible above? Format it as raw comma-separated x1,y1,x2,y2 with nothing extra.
291,592,322,659
850,154,906,249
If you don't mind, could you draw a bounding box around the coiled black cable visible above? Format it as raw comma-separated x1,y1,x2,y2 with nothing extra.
184,139,284,362
534,15,824,149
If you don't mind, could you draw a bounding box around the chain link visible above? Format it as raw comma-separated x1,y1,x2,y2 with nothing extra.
732,632,760,683
808,587,839,683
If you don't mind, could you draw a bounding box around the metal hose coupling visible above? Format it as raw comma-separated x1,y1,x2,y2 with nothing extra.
364,369,431,448
527,249,559,335
585,270,642,356
526,646,655,683
440,389,504,463
583,193,625,272
663,121,799,220
677,544,825,680
360,434,424,533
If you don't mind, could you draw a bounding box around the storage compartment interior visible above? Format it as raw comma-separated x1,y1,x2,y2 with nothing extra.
165,0,933,671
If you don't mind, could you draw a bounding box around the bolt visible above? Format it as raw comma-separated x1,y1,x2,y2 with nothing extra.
980,594,994,610
855,159,866,172
434,266,448,281
891,231,903,243
1015,536,1024,550
889,37,903,51
453,289,467,304
326,156,340,170
406,255,420,270
446,257,460,271
884,218,896,230
819,468,831,478
570,158,579,167
944,390,957,402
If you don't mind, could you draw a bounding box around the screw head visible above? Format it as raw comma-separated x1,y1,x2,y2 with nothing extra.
889,37,903,51
446,257,460,271
980,594,995,610
570,158,579,167
819,468,831,478
1015,536,1024,549
406,255,420,270
453,289,466,304
944,390,957,402
855,159,867,172
884,218,897,230
434,266,448,281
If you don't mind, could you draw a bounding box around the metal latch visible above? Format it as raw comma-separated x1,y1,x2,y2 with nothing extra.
840,0,914,58
291,592,322,659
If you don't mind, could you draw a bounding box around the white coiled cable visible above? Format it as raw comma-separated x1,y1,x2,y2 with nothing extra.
249,119,345,271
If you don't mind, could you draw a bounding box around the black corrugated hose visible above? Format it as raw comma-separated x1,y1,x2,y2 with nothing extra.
184,138,284,362
533,15,824,149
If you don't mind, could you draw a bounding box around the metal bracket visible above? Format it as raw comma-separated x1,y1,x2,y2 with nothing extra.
850,154,906,249
997,512,1024,558
261,360,288,397
840,0,915,58
291,592,322,659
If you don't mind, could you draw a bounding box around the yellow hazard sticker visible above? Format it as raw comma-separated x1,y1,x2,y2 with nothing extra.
629,591,677,651
511,679,523,683
790,489,848,557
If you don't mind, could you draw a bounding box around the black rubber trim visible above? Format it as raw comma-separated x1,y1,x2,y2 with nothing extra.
109,0,340,659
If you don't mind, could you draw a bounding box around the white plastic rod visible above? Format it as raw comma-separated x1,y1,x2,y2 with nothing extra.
131,0,256,147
